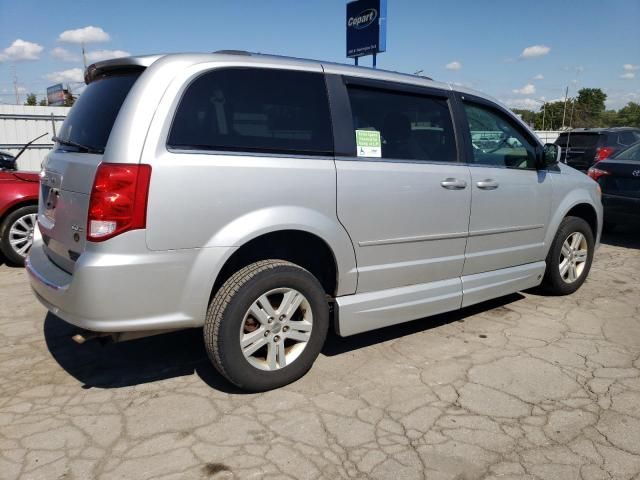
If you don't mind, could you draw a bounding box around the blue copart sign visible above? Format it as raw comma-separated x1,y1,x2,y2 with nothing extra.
346,0,387,58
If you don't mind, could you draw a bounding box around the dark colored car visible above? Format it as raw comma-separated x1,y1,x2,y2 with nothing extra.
588,141,640,229
556,127,640,171
0,151,39,266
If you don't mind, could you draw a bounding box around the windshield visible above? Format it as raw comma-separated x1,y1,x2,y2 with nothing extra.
56,72,141,153
613,141,640,161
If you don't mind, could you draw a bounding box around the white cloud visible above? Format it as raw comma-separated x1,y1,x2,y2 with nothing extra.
17,86,27,94
532,73,544,80
45,68,84,83
512,83,536,95
58,26,110,44
520,45,550,59
0,39,43,61
85,49,130,62
51,46,80,62
623,64,639,72
445,61,462,71
620,72,635,80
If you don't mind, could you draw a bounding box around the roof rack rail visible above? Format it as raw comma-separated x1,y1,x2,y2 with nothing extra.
213,50,252,56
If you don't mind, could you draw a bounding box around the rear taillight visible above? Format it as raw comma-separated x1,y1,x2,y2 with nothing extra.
587,166,610,181
87,163,152,242
594,146,615,162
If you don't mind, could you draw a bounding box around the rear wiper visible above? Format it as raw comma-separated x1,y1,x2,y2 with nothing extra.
52,136,104,154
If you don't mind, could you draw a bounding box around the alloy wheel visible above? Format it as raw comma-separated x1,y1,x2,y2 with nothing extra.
558,231,588,284
8,213,37,258
239,287,313,371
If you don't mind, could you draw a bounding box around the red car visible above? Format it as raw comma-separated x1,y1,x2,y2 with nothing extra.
0,150,39,266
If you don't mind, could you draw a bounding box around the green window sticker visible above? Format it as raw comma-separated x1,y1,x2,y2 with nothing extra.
355,130,381,158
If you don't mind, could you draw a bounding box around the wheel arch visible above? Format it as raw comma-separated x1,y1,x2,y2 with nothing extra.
0,199,38,229
209,228,349,307
544,194,601,257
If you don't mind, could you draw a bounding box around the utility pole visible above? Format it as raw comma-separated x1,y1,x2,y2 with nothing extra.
561,86,569,130
541,102,546,131
11,65,19,105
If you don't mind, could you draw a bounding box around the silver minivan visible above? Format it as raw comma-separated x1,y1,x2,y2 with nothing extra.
27,52,602,391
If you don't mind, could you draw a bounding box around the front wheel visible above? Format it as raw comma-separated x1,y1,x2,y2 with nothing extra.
541,216,594,295
204,260,329,392
0,205,38,267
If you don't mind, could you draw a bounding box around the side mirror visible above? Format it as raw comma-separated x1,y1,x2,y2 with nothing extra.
539,143,561,169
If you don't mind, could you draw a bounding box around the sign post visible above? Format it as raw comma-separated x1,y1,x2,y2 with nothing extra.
346,0,387,68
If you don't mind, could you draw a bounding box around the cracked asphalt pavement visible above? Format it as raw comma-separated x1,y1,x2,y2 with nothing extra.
1,230,640,480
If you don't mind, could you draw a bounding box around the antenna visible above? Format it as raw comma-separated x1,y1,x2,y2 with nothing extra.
12,64,19,105
82,42,87,69
561,86,569,129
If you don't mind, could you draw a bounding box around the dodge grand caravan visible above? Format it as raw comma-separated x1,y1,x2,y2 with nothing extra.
27,52,602,391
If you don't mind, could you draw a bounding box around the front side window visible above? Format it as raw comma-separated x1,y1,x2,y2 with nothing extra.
168,68,333,155
463,102,537,169
346,86,457,162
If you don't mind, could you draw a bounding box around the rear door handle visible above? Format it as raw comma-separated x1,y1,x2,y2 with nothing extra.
476,179,499,190
440,178,468,190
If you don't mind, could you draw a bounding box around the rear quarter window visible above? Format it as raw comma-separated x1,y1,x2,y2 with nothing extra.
555,133,600,148
56,72,141,152
168,68,334,156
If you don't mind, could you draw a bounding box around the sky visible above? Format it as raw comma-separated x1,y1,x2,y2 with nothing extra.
0,0,638,111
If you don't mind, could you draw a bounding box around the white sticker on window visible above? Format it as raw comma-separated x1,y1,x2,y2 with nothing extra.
355,129,382,158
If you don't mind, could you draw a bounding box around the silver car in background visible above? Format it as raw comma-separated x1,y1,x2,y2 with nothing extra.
27,52,602,391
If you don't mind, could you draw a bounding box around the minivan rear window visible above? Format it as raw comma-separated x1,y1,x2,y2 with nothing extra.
555,133,600,148
56,72,141,153
168,68,333,156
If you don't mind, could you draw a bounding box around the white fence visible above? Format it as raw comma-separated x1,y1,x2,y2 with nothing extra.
0,105,69,171
534,130,562,144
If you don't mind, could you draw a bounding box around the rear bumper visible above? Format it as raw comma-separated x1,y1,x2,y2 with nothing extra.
26,230,234,332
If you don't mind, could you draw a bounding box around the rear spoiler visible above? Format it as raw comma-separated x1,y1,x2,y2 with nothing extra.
84,54,163,84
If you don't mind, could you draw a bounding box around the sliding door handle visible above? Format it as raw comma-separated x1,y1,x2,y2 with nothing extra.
440,178,468,190
476,179,499,190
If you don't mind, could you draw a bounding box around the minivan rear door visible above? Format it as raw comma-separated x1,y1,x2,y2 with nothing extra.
38,72,142,273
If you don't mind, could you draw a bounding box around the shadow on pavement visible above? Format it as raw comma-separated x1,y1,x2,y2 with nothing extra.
601,224,640,250
43,313,244,393
322,293,524,357
44,293,525,391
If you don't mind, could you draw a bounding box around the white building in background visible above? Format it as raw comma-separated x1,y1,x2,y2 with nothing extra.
0,105,68,171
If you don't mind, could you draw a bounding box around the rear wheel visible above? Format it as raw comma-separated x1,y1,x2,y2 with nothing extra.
0,205,38,267
204,260,329,391
542,216,594,295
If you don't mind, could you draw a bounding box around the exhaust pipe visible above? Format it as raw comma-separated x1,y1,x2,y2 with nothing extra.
72,328,180,344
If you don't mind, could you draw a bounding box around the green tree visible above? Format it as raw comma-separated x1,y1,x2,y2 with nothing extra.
617,102,640,127
63,93,75,107
572,88,607,127
24,93,37,106
512,109,538,127
38,98,47,106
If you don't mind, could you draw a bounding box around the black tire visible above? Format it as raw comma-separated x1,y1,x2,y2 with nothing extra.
541,216,594,295
0,204,38,267
204,260,329,392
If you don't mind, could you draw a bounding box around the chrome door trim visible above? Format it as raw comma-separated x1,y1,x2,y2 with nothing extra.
359,231,468,247
468,224,544,237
